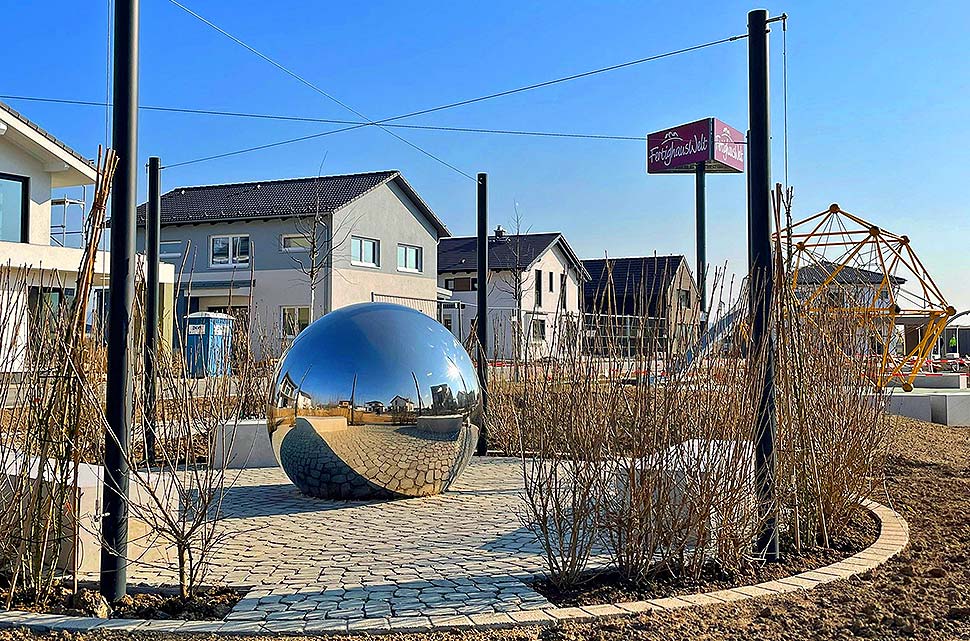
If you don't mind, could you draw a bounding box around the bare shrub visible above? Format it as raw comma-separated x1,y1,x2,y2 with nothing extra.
493,244,893,590
118,260,269,598
775,300,892,550
487,260,766,588
0,149,275,604
0,149,115,606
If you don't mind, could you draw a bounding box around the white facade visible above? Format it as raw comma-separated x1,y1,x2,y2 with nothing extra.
439,237,585,360
0,101,175,372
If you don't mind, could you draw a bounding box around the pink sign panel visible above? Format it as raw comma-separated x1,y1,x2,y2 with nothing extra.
647,118,711,173
711,118,745,172
646,118,744,174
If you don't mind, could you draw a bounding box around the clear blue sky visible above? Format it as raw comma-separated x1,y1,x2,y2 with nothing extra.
5,0,970,310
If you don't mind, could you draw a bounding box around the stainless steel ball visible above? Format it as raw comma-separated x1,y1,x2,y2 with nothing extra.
268,302,481,499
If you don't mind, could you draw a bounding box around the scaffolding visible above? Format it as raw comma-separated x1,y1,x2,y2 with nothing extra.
50,186,87,248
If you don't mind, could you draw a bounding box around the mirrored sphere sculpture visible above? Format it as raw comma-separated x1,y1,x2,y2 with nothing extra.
268,303,481,499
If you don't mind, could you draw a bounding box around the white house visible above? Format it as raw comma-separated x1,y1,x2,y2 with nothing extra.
389,395,415,412
437,228,587,360
0,100,174,372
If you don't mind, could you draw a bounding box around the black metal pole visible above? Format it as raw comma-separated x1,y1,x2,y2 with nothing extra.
475,173,489,455
748,7,779,562
144,157,160,466
102,0,139,601
695,161,707,326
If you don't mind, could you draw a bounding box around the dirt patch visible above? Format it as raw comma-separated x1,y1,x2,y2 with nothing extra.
0,584,241,621
532,511,876,606
529,417,970,640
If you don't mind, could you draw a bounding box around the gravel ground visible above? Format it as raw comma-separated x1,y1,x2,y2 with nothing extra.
1,416,967,640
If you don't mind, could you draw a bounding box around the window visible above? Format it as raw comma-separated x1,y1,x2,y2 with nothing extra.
159,240,182,259
560,273,567,308
281,306,311,340
535,270,542,306
397,244,423,272
444,277,477,292
532,318,546,341
0,173,29,243
442,315,453,331
677,289,691,308
281,233,311,252
210,234,250,266
351,236,380,267
549,271,554,292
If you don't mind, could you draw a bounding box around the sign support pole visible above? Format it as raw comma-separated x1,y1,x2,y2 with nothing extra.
695,161,707,326
475,172,489,455
747,7,779,562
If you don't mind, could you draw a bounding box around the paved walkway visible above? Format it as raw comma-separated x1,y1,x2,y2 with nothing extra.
34,461,909,635
128,458,556,629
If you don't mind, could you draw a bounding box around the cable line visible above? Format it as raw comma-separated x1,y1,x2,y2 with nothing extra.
168,0,474,180
0,94,645,143
375,33,747,126
5,20,746,170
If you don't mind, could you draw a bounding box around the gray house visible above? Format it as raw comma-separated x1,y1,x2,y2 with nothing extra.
136,170,449,348
582,255,701,355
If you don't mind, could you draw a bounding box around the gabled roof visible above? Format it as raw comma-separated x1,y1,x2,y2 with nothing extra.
438,232,587,276
582,255,690,316
795,261,905,286
136,170,449,236
0,100,97,187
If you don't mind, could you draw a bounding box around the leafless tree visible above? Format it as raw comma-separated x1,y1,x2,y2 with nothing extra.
287,157,369,327
490,203,538,367
288,155,331,325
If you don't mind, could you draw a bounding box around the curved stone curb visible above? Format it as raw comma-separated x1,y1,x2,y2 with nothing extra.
0,500,908,636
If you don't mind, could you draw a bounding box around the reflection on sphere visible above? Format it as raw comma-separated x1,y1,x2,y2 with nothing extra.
268,303,481,499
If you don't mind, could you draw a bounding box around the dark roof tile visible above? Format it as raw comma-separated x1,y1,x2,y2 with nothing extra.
136,170,448,236
438,233,562,272
795,261,905,286
582,256,688,315
0,100,95,169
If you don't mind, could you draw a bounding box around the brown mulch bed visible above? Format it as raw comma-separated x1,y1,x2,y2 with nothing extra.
532,511,876,606
0,584,241,621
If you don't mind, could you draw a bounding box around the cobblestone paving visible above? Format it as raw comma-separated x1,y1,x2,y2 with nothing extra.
127,458,556,627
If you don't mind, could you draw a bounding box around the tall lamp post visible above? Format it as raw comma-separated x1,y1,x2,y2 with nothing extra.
747,7,779,562
101,0,140,601
144,157,161,465
475,173,489,455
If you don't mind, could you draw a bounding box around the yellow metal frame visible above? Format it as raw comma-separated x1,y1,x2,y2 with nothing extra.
775,204,955,390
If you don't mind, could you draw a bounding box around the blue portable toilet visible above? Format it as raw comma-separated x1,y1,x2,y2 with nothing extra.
184,312,234,377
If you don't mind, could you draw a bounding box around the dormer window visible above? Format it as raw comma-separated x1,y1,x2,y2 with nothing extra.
0,172,29,243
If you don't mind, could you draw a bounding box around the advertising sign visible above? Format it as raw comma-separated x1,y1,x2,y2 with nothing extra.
646,118,744,174
711,118,745,172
